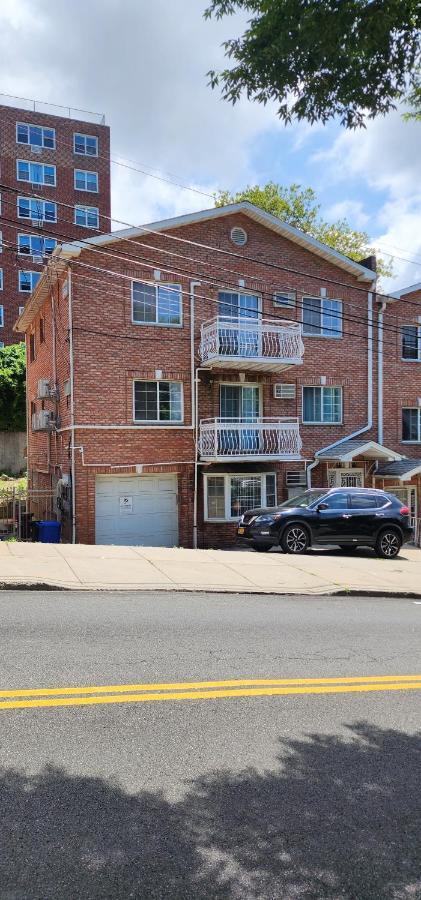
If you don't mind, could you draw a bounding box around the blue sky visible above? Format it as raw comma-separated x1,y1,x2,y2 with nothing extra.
0,0,420,291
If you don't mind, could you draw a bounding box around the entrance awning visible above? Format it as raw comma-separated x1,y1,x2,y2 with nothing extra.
374,459,421,481
316,439,402,463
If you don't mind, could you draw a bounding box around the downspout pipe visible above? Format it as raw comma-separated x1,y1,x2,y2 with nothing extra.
68,267,76,544
377,300,387,445
190,280,202,549
307,289,374,487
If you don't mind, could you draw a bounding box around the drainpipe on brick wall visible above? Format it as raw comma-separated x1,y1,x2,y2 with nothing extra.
306,289,374,487
68,266,76,543
193,368,207,550
190,280,202,550
377,300,387,445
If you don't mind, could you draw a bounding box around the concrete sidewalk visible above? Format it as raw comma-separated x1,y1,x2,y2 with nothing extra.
0,541,421,595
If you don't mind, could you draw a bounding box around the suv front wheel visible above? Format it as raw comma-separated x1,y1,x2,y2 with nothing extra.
375,529,402,559
281,524,309,555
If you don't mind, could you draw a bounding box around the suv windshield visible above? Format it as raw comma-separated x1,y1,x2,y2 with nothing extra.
279,489,328,509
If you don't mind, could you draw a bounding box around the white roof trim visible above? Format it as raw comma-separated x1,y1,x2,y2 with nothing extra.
60,201,376,282
390,282,421,299
319,441,402,462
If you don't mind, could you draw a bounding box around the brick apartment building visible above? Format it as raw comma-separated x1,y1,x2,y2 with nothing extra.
15,202,421,547
0,98,111,345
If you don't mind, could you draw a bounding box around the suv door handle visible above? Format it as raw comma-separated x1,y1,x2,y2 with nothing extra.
375,513,385,517
342,514,351,518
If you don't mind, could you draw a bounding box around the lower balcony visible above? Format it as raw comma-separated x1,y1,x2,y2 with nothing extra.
199,417,302,462
199,317,304,372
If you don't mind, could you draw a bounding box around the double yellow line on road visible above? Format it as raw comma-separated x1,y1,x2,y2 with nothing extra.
0,674,421,711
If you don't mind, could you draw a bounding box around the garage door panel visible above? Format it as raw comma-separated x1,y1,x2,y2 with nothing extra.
95,475,179,547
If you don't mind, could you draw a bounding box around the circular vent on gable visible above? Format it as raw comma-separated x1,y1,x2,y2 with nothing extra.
230,226,248,247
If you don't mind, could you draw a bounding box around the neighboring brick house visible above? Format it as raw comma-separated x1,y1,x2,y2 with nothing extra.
15,203,421,546
0,99,110,346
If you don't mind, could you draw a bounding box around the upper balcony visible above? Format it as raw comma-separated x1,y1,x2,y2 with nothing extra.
199,417,302,462
199,317,304,373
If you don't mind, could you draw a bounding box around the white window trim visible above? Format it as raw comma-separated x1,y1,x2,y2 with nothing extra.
401,325,421,362
73,133,99,157
0,269,3,291
132,379,184,425
204,471,277,522
17,233,57,256
217,289,262,319
402,407,421,443
0,305,4,327
16,122,56,150
16,159,56,187
131,281,183,328
18,270,41,293
219,381,263,417
302,296,343,339
74,169,99,193
302,385,343,425
74,205,99,228
17,197,57,223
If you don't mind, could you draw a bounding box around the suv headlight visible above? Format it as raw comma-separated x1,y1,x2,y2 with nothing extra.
254,514,275,525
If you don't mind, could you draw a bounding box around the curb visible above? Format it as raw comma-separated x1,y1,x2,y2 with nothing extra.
1,582,421,599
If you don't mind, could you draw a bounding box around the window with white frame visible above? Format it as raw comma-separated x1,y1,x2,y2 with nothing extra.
0,231,2,252
402,408,421,442
74,169,98,192
303,386,342,424
19,271,41,293
205,472,277,521
133,380,183,423
17,197,57,222
74,133,98,156
74,205,99,228
18,235,57,256
0,306,3,327
402,325,421,361
132,282,182,326
0,270,2,291
16,122,55,149
17,160,56,186
302,297,342,338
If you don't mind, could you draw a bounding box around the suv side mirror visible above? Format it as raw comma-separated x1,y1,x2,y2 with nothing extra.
317,502,329,512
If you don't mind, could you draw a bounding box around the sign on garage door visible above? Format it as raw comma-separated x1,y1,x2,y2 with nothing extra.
95,475,178,546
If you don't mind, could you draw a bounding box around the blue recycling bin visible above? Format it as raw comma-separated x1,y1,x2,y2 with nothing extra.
38,520,61,543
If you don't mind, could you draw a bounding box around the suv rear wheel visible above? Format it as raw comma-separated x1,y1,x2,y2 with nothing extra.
281,524,309,555
375,529,402,559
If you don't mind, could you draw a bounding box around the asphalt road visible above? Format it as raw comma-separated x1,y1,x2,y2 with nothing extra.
0,590,420,900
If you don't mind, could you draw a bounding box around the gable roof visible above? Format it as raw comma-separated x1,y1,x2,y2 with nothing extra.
389,282,421,299
375,459,421,480
316,439,402,462
61,201,376,282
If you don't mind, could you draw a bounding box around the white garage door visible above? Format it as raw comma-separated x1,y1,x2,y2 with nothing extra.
95,475,179,546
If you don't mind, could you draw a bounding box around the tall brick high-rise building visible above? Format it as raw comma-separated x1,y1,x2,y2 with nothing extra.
0,98,111,345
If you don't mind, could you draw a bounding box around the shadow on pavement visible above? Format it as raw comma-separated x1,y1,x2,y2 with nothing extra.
0,722,420,898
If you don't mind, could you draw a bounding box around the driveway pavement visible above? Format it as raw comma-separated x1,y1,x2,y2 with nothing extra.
0,541,420,595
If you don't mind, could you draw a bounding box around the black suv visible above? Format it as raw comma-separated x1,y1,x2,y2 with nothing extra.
237,487,413,559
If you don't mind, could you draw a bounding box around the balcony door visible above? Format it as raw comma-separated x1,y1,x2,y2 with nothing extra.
218,292,261,358
219,384,261,453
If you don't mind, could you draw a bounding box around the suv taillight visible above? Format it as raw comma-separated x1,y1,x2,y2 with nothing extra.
400,506,410,515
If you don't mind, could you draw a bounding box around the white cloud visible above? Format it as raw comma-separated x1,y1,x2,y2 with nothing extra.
325,200,370,229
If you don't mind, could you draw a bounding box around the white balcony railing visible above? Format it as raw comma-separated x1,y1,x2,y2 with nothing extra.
199,317,304,372
199,417,302,461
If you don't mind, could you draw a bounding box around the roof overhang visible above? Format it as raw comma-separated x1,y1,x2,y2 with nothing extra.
317,441,403,463
60,201,376,283
389,282,421,299
374,462,421,481
14,250,71,333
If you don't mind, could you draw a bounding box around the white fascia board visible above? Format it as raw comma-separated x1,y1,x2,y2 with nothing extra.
58,202,376,281
390,282,421,299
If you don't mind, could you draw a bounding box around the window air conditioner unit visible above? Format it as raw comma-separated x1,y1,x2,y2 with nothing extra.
31,219,43,228
37,378,51,399
30,145,42,154
32,410,55,431
32,254,43,264
274,383,296,400
273,291,296,308
63,379,71,397
286,470,307,487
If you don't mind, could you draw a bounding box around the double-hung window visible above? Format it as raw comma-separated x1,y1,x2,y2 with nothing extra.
133,380,183,423
74,133,98,156
132,282,182,326
303,386,342,424
19,271,41,293
74,169,98,192
0,306,4,327
17,197,57,222
302,297,342,338
402,326,421,361
17,160,56,186
205,473,277,521
74,205,99,228
402,408,421,442
0,270,3,291
16,122,55,149
18,235,57,256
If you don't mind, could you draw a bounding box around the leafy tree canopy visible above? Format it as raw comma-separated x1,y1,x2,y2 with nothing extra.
205,0,421,128
0,343,26,432
215,182,392,277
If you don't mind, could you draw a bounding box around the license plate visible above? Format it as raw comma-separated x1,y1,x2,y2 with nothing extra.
238,527,245,535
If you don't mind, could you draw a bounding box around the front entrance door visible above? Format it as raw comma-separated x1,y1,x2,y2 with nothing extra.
220,384,260,454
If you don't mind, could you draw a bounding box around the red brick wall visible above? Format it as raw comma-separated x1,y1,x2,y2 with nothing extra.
382,288,421,457
0,104,110,345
